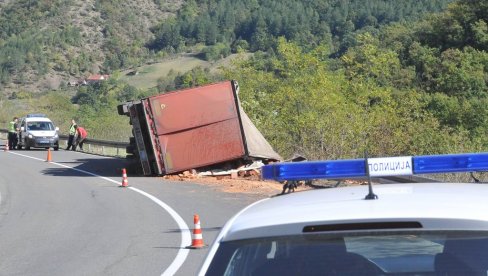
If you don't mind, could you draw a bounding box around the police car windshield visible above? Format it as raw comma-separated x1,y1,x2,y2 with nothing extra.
205,231,488,275
27,121,54,131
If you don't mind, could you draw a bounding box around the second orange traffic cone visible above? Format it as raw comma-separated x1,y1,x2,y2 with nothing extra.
187,214,206,249
120,168,129,187
46,148,52,162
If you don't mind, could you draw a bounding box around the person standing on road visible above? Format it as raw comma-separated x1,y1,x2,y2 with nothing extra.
72,125,87,151
66,119,77,150
8,117,19,150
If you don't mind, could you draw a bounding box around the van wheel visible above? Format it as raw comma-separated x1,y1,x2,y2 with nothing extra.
54,145,59,151
26,146,30,150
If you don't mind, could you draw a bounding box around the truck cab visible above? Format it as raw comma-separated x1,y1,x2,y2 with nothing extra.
17,114,59,150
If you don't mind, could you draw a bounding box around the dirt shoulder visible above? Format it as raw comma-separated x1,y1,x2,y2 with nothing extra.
163,174,285,197
162,174,365,198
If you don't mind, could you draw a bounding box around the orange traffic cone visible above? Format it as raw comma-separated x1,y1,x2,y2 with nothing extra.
4,139,8,152
120,168,128,187
187,214,206,249
46,148,52,162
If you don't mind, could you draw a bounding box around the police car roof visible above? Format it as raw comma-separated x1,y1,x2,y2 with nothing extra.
26,113,47,118
220,183,488,242
25,117,53,122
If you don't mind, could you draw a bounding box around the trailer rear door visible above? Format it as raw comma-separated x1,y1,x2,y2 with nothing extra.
146,81,246,173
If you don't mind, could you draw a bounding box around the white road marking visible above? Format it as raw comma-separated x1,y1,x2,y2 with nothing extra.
131,188,192,276
8,151,191,276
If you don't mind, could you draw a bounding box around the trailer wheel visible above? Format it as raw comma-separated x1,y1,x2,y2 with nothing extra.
126,145,136,154
126,160,143,175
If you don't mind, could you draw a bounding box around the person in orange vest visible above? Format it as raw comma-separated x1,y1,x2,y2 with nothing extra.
72,125,87,151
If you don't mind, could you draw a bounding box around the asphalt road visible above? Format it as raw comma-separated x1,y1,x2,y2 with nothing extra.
0,144,265,276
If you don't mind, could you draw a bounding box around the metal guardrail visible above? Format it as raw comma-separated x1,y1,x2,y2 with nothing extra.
3,127,469,182
380,175,440,184
0,128,129,157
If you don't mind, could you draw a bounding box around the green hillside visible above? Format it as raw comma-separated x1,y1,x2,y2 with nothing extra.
120,55,208,90
0,0,452,95
2,0,488,161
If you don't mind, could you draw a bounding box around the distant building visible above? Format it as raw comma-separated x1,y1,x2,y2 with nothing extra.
67,79,87,87
86,74,110,84
66,75,109,87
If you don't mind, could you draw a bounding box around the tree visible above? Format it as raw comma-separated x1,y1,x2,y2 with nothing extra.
225,38,461,159
341,33,414,88
435,47,488,97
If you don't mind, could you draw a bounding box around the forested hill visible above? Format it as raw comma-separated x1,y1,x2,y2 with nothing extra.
1,0,487,161
0,0,181,94
148,0,452,56
0,0,452,95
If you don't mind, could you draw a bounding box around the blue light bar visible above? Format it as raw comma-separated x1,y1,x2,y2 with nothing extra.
413,153,488,174
262,152,488,181
26,113,47,118
262,159,366,181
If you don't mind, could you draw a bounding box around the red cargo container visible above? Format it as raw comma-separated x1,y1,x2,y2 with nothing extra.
118,80,281,175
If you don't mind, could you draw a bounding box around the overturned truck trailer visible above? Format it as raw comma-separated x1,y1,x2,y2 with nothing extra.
117,80,282,175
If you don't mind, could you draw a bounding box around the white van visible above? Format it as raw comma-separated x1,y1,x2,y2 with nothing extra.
17,114,60,150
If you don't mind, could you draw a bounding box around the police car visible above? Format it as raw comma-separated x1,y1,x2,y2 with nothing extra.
198,153,488,275
17,114,60,150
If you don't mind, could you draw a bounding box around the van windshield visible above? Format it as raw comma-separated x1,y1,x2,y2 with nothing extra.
27,121,54,131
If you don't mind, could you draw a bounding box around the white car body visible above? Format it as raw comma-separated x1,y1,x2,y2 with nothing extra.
18,115,59,150
199,153,488,275
199,182,488,275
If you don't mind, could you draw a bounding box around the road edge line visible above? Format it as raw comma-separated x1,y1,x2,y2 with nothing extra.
8,151,191,276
